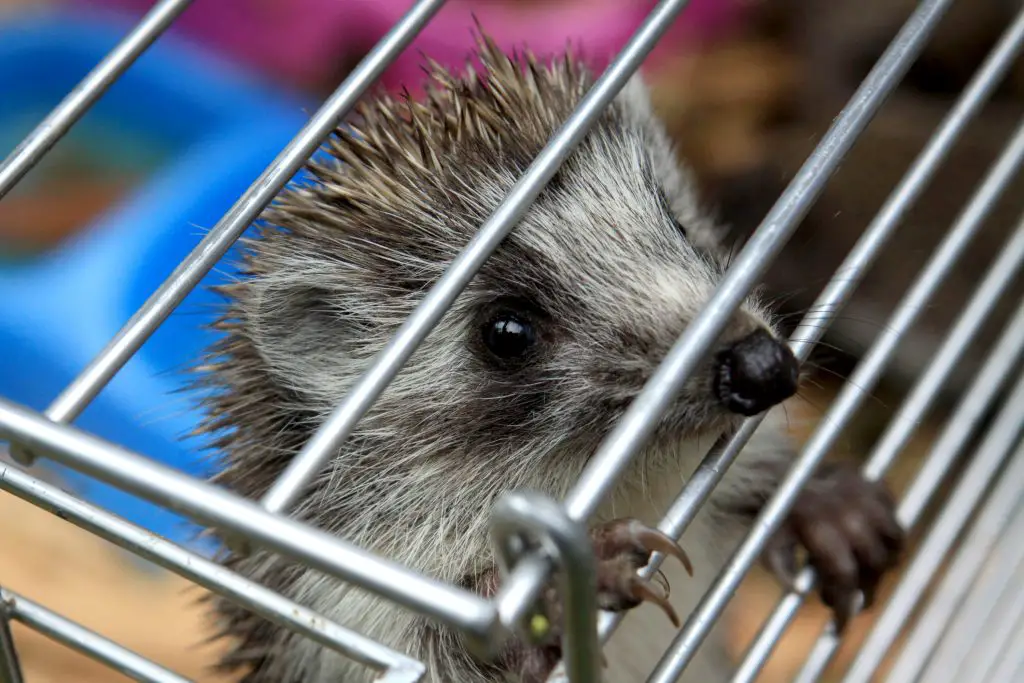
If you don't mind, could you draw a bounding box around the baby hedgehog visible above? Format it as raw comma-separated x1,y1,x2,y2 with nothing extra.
194,34,904,683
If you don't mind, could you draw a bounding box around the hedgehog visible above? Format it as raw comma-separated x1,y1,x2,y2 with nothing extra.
193,33,905,683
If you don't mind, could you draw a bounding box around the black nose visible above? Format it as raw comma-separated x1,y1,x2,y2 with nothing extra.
714,329,800,416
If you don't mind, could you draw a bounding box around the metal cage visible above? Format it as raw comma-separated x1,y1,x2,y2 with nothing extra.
1,0,1023,681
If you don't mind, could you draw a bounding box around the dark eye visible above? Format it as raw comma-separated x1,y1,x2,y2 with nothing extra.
674,219,687,237
483,311,536,359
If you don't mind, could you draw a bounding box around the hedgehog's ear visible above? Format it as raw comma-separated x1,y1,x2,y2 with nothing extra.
614,74,656,124
245,277,355,396
678,213,737,261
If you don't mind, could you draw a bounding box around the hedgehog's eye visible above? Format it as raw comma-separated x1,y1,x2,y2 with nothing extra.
673,219,688,237
483,311,536,360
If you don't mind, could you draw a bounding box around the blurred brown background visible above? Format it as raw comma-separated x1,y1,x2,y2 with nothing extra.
2,0,1021,680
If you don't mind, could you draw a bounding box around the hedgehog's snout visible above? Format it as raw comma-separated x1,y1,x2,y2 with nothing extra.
714,329,799,417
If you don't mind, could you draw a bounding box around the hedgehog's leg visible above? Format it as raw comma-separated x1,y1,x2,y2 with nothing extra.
762,461,904,629
713,434,905,632
484,519,692,683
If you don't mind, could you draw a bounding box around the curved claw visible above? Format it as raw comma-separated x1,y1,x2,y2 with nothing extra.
631,580,681,628
632,524,694,577
827,590,860,634
861,581,879,611
651,569,671,599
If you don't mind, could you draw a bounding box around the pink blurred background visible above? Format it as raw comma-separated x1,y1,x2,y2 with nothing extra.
77,0,748,93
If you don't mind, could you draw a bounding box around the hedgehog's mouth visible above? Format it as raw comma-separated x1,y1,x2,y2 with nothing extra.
713,328,800,417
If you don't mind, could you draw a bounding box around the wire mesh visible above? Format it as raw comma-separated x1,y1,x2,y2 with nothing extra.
924,500,1024,683
0,0,1022,682
0,588,190,683
0,466,427,678
0,0,192,201
0,598,23,683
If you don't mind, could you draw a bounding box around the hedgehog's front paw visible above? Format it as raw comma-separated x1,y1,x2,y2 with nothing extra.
516,520,692,679
515,520,692,682
764,463,904,631
587,519,693,625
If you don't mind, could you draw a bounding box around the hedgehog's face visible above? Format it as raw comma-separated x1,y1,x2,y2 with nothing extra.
445,126,799,457
235,75,798,471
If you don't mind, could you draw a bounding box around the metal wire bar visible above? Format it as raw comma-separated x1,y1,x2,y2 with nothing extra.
897,437,1024,682
0,0,193,199
30,0,447,443
730,573,811,683
616,9,1024,674
558,0,956,529
897,475,1024,683
491,493,601,683
1,1,1020,682
731,179,1024,683
496,554,551,632
863,214,1024,488
981,601,1024,683
786,160,1024,683
736,297,1024,683
935,518,1024,683
646,104,1024,683
833,376,1024,683
499,0,958,637
0,465,425,680
793,336,1024,683
0,400,498,645
0,599,23,683
260,0,700,516
0,587,189,683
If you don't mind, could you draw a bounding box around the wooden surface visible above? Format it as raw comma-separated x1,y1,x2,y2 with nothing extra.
0,483,237,683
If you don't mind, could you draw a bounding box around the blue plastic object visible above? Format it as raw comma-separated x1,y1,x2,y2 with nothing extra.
0,10,313,549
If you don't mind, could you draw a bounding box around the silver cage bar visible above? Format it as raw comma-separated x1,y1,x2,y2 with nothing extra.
1,0,1023,681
